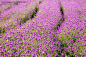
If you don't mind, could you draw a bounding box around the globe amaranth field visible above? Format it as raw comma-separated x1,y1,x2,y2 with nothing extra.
0,0,86,57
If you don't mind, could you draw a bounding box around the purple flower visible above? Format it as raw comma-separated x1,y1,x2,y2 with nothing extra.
20,53,25,57
15,52,19,54
80,53,82,55
7,51,11,54
21,45,25,49
31,54,35,57
84,50,86,52
46,54,52,57
20,49,22,52
80,28,83,31
83,35,86,39
4,53,7,56
26,54,30,56
84,43,86,46
24,41,28,45
19,41,23,44
2,48,6,52
7,36,11,39
0,36,2,38
25,50,29,54
0,46,2,49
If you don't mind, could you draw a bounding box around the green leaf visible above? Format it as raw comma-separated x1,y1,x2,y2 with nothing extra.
13,49,17,52
27,47,31,52
19,52,22,57
66,51,70,56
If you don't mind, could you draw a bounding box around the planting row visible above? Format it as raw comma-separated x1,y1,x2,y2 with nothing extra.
0,1,31,21
54,0,86,57
0,1,21,13
0,0,42,22
0,0,42,34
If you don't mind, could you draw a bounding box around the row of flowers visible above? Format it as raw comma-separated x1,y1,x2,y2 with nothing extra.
0,2,17,14
0,0,42,34
54,0,86,56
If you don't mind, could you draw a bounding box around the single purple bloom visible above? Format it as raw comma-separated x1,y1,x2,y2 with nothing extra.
84,43,86,46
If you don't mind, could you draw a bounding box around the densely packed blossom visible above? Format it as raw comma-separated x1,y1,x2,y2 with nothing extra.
0,0,86,57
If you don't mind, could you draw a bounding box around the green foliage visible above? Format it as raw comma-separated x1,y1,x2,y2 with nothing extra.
39,1,42,4
38,52,40,55
51,34,55,40
19,52,22,57
30,11,36,18
57,24,60,30
13,49,18,53
60,42,67,49
12,55,15,57
32,29,38,35
60,6,64,15
65,51,75,57
7,7,10,9
17,16,29,25
14,2,19,5
1,52,4,56
0,27,2,33
29,6,38,18
55,18,65,30
73,38,76,43
22,16,29,24
27,47,31,52
18,21,21,25
35,6,39,13
14,37,17,41
54,27,57,30
0,27,5,34
66,51,70,56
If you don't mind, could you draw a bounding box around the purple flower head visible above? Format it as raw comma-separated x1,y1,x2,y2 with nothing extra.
15,52,19,54
25,50,29,54
83,35,86,39
31,54,35,57
7,51,11,54
84,50,86,52
0,45,2,49
19,41,23,44
24,41,28,45
84,43,86,46
26,54,30,56
20,53,25,57
80,53,82,55
46,54,52,57
80,28,83,31
7,36,11,39
0,35,2,38
21,45,25,49
4,53,7,56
